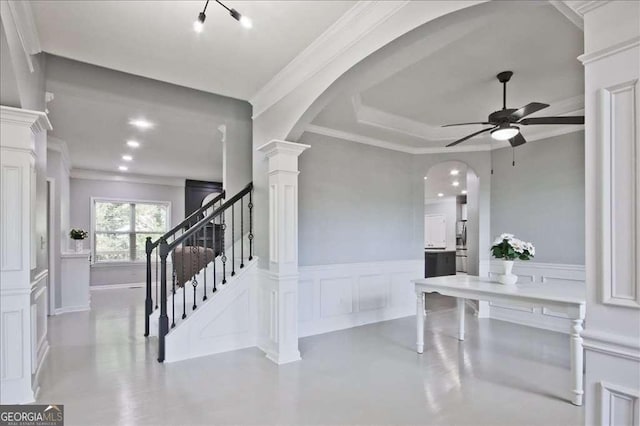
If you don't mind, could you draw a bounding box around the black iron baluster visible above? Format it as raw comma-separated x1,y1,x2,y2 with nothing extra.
182,242,186,319
213,219,218,293
192,233,198,311
155,249,159,309
202,224,207,301
248,189,253,261
231,204,236,277
221,210,227,284
144,237,152,337
240,196,244,269
158,240,169,363
171,266,176,328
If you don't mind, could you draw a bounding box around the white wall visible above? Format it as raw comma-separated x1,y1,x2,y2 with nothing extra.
424,197,456,250
69,176,184,286
581,2,640,424
491,131,585,265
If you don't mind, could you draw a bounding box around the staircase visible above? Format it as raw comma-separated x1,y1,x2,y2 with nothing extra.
144,182,255,362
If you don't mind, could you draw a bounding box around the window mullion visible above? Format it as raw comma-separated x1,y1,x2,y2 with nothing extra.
130,203,136,261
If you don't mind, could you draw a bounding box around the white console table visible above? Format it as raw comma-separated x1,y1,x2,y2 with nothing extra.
413,275,586,406
60,250,91,313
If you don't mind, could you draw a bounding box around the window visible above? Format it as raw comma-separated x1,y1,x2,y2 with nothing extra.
93,200,170,262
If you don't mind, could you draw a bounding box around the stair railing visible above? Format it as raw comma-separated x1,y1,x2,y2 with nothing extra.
144,191,225,337
147,182,253,362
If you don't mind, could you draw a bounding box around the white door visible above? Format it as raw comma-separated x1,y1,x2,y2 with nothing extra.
425,214,446,249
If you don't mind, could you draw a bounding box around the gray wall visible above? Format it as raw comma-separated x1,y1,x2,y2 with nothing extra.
298,132,415,265
491,131,585,264
70,177,184,286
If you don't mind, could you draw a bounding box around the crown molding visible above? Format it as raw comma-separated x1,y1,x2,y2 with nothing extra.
2,0,42,73
578,36,640,65
350,93,584,144
250,1,410,119
47,137,72,174
70,168,185,188
548,1,584,30
306,121,584,155
0,105,52,134
566,0,611,16
305,124,493,154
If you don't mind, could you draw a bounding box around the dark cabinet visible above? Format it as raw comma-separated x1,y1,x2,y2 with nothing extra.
424,251,456,278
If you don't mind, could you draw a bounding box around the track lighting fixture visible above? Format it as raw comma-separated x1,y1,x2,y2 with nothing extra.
194,0,252,33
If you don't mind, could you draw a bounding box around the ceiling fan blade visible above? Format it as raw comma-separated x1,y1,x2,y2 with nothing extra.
446,126,496,147
442,122,493,127
509,132,527,147
509,102,550,121
519,116,585,125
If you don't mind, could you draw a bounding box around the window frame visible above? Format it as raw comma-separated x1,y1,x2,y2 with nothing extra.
91,197,171,265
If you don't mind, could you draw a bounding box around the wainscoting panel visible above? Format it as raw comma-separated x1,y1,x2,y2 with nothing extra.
298,260,423,337
488,261,585,333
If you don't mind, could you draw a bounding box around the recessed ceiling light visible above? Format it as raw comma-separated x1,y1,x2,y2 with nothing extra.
437,193,444,197
461,190,467,195
122,155,133,161
424,176,428,180
126,140,140,148
118,165,128,172
452,181,459,187
450,169,459,176
129,119,154,130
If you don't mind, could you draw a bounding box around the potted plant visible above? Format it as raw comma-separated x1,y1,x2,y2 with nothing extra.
490,233,535,285
70,228,88,252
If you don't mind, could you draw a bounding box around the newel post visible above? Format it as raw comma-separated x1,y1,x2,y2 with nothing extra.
257,140,310,364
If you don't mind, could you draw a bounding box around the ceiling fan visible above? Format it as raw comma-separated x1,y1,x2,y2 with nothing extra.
443,71,584,148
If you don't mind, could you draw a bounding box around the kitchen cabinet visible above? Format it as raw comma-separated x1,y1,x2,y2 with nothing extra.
424,214,446,249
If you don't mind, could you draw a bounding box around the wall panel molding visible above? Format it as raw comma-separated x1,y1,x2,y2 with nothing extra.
599,382,639,426
299,259,422,337
599,79,640,308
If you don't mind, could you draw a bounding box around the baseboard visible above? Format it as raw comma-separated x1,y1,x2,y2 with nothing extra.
54,305,90,314
90,282,145,290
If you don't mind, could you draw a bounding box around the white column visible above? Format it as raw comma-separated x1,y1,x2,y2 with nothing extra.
0,106,51,404
256,140,309,364
578,1,640,424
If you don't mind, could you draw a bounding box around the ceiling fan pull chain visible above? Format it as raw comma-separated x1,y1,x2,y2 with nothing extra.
512,148,516,167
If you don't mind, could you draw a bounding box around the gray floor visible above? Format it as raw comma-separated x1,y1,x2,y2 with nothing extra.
37,288,584,425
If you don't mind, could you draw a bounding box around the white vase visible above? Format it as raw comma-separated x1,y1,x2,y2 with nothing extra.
498,260,518,285
75,239,84,252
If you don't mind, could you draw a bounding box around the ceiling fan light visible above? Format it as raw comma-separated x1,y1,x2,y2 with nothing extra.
491,126,519,141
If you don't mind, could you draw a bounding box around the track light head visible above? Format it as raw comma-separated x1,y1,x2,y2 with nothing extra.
194,0,251,32
193,12,206,33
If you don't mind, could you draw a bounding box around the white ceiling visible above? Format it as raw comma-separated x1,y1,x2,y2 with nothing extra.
309,2,585,151
425,161,468,201
31,1,356,101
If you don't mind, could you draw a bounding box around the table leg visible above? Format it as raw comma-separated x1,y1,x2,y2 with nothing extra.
570,318,584,406
416,291,424,354
457,298,465,341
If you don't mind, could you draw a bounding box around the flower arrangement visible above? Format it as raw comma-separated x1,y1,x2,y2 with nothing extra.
69,228,88,240
491,233,535,261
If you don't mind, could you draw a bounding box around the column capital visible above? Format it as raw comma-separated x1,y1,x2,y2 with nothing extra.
0,106,51,135
257,140,310,160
